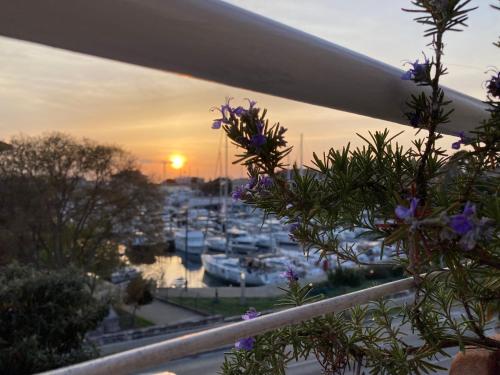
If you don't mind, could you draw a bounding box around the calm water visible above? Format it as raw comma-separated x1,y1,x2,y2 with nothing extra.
138,254,226,288
138,244,304,288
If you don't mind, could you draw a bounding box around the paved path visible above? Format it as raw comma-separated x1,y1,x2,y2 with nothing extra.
122,300,205,326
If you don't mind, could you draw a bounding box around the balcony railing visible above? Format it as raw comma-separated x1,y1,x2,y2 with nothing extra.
43,276,415,375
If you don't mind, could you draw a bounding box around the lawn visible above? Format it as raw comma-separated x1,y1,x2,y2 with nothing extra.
169,296,277,317
114,305,155,329
169,275,403,318
314,275,404,299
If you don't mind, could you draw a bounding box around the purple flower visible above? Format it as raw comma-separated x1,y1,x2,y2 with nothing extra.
245,177,257,190
449,202,476,235
289,222,300,232
212,119,223,129
234,309,260,350
211,100,231,129
245,98,257,110
232,106,246,117
441,203,492,251
256,120,264,132
402,59,429,83
250,134,266,147
232,178,258,200
281,266,299,283
249,117,266,148
449,215,474,235
235,337,255,351
242,309,260,320
211,98,248,129
259,176,273,190
218,99,231,116
395,197,419,220
459,217,494,251
288,222,300,241
232,185,246,201
409,111,421,127
486,72,500,98
451,131,467,150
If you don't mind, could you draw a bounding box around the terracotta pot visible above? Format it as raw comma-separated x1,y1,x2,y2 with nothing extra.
449,334,500,375
449,348,499,374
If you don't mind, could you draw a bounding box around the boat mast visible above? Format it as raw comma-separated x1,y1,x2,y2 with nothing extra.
162,160,167,182
299,133,303,176
287,153,291,181
184,207,188,290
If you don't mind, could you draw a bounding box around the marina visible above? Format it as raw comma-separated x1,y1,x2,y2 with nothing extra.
124,184,396,289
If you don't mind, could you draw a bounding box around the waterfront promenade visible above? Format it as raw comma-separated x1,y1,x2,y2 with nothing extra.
157,284,286,299
121,300,205,325
156,272,328,299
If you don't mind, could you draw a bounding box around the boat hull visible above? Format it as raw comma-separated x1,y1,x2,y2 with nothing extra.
201,254,267,286
174,239,204,256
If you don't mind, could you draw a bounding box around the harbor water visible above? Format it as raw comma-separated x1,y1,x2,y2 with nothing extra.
138,254,228,287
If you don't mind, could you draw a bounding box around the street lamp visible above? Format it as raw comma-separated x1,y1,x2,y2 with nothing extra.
240,271,246,305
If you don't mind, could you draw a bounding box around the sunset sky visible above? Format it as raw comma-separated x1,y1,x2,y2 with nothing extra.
0,0,497,180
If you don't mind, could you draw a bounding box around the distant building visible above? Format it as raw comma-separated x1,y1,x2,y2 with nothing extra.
175,176,204,186
232,178,248,188
0,141,12,152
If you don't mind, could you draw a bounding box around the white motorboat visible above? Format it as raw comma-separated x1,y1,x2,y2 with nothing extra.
205,228,268,255
205,227,249,253
273,231,297,246
201,253,272,286
204,235,227,253
174,229,204,256
231,234,262,254
255,233,273,249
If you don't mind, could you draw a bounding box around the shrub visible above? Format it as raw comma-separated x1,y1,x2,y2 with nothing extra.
328,267,364,287
0,264,107,374
364,265,404,280
214,1,499,373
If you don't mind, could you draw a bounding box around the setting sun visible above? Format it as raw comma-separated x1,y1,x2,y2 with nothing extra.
169,154,186,170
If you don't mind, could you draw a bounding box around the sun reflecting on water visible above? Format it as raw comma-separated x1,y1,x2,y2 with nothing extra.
138,254,223,287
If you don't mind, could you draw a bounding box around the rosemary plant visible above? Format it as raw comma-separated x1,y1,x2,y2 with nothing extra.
213,1,499,374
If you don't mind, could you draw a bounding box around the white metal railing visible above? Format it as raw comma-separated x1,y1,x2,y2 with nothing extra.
0,1,487,136
43,277,415,375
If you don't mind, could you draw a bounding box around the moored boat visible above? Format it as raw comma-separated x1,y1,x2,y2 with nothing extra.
201,253,271,285
174,229,204,256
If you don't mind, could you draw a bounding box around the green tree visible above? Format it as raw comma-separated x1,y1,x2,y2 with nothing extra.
123,275,155,326
0,133,164,283
0,263,107,374
0,141,11,152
